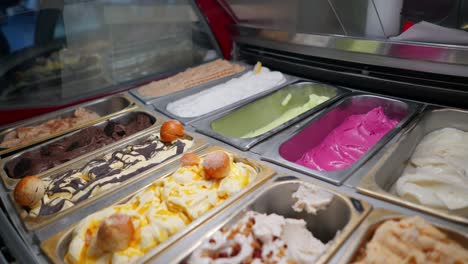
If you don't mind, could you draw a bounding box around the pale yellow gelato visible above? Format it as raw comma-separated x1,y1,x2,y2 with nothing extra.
65,151,257,264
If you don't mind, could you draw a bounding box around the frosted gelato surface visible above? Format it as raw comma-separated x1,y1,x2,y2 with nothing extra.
211,83,335,139
166,67,286,118
395,128,468,210
26,133,193,218
65,152,257,264
352,216,468,264
189,211,328,264
295,107,399,171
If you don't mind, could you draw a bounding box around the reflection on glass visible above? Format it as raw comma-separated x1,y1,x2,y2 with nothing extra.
0,0,218,107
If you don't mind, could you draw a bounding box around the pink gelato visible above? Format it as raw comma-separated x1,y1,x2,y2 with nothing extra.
296,107,399,171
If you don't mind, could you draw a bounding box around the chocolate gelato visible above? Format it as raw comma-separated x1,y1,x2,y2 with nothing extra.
6,113,153,179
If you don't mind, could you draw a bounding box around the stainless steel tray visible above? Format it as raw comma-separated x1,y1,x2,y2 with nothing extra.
151,69,298,125
0,93,136,157
339,208,468,263
261,93,422,185
357,108,468,224
5,126,207,231
192,81,349,151
130,60,251,104
170,175,371,264
0,108,163,190
41,146,276,263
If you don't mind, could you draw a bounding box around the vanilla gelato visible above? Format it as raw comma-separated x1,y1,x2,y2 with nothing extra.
65,152,257,264
395,128,468,210
352,216,468,263
292,183,334,214
166,66,286,118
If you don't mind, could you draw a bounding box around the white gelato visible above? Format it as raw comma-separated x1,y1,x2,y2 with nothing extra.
395,128,468,210
166,66,286,118
292,183,334,214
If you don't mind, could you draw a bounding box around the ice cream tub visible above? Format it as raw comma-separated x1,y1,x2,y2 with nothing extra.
168,175,371,264
339,209,468,263
4,125,207,231
130,60,251,104
0,93,137,157
357,108,468,224
40,146,275,263
192,81,348,151
0,108,163,190
261,93,421,185
152,67,298,125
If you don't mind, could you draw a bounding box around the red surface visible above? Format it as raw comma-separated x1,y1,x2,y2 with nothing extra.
196,0,235,59
402,21,415,32
0,0,236,126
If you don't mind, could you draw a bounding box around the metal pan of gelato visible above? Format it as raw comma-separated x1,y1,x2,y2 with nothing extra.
41,146,275,264
171,176,371,264
0,109,162,190
358,108,468,224
8,120,208,231
153,62,296,124
132,59,247,102
340,209,468,263
192,81,348,151
0,93,136,157
261,94,421,185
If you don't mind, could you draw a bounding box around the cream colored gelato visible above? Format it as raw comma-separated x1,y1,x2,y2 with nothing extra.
395,128,468,210
65,151,257,264
352,216,468,264
292,183,334,214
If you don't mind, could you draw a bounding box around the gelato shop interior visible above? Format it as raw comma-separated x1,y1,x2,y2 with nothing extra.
0,0,467,263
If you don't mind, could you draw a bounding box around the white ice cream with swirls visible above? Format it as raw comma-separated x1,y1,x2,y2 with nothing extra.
395,128,468,210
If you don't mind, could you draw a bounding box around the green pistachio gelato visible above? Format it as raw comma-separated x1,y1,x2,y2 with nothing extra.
211,83,336,139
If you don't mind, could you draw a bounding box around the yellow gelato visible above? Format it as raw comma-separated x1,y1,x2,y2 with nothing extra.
65,151,257,264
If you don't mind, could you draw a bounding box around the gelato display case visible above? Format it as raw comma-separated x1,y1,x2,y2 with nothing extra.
1,0,468,264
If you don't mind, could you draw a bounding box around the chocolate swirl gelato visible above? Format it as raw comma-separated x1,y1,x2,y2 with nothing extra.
26,132,193,217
